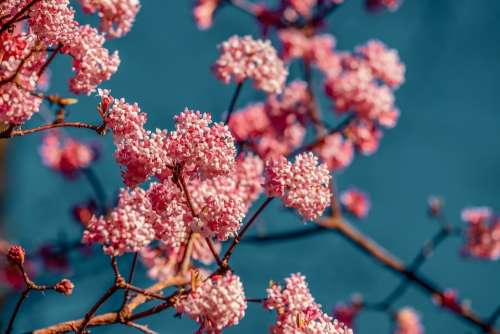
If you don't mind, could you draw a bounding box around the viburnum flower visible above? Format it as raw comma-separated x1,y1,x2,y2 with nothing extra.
394,307,424,334
213,35,288,94
193,0,220,30
78,0,141,38
0,32,46,125
264,152,331,221
29,0,78,45
278,29,337,67
333,295,363,328
82,188,156,256
314,133,353,171
176,271,247,333
460,207,500,260
265,273,352,334
165,109,236,177
39,131,96,178
340,188,370,219
345,119,382,155
357,40,405,88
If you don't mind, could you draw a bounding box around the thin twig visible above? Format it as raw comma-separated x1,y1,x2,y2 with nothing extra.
5,288,30,334
225,81,244,124
0,122,103,139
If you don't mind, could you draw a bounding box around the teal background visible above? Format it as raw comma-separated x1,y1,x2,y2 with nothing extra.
2,0,500,333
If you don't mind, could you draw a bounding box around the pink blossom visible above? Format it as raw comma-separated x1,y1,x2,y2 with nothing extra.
39,131,95,178
340,187,370,219
433,289,464,314
103,91,146,140
78,0,140,38
62,25,120,94
176,271,247,333
265,273,352,334
140,244,179,281
461,207,500,260
333,296,363,329
165,109,236,177
357,40,405,88
288,0,317,17
213,35,288,94
264,153,331,221
29,0,78,45
228,103,270,142
82,188,156,256
345,119,382,155
0,32,45,125
314,133,353,171
193,0,220,30
279,29,337,67
394,308,424,334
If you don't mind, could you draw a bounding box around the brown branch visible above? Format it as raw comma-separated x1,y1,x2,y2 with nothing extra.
303,59,325,136
320,217,498,334
0,122,104,139
0,0,41,34
205,237,224,268
5,288,30,334
225,81,244,124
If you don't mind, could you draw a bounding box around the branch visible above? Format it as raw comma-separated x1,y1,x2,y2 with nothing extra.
0,122,105,139
0,0,41,34
225,81,244,124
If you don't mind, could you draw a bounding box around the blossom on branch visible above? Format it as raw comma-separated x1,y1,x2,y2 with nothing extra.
193,0,220,30
213,35,288,94
461,207,500,260
176,271,247,333
264,152,331,221
394,307,424,334
340,187,370,219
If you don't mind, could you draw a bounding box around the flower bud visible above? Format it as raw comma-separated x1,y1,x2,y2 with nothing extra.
54,279,74,295
7,245,25,266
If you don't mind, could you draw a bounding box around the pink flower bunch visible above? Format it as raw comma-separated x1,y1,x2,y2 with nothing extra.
279,29,338,67
78,0,141,38
165,109,236,177
82,188,156,256
332,296,363,328
394,308,424,334
340,187,370,219
461,207,500,260
265,273,352,334
22,0,121,94
229,81,309,159
356,40,405,88
193,0,220,30
344,118,384,155
0,32,46,125
287,0,317,17
176,271,247,333
314,133,353,171
213,35,288,94
264,152,331,221
39,131,96,178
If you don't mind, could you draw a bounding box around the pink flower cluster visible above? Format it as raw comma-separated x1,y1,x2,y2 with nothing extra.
332,296,363,328
366,0,401,12
28,0,120,94
461,207,500,260
229,80,309,158
394,308,424,334
264,152,331,221
39,131,96,178
82,188,156,256
340,187,370,219
265,273,352,334
0,32,46,125
176,271,247,333
213,35,288,94
78,0,141,38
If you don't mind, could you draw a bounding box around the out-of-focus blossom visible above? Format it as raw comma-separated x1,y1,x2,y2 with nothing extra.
340,187,370,219
333,295,363,329
73,200,98,227
461,207,500,260
394,307,424,334
39,131,96,178
78,0,140,38
176,271,247,333
264,152,331,221
427,196,443,217
314,133,353,171
213,35,288,94
54,278,74,295
433,289,465,314
193,0,220,30
38,244,70,273
366,0,401,12
345,119,382,155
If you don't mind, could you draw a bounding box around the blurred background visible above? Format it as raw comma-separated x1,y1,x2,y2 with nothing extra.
1,0,500,333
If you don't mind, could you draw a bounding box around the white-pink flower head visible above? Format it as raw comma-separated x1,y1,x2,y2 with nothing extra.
176,271,247,333
82,188,156,256
314,133,353,171
193,0,220,30
213,35,288,94
166,109,236,177
461,207,500,260
394,307,424,334
264,152,331,221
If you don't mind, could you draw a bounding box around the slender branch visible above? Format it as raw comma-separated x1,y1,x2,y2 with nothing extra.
5,288,30,334
244,225,327,243
303,59,325,136
489,306,500,326
0,122,103,139
37,44,62,77
225,81,244,124
225,0,258,18
124,322,158,334
77,285,119,333
121,253,139,309
222,197,273,266
205,237,224,268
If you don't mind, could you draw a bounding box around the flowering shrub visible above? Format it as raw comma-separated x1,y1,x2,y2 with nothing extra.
0,1,498,334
